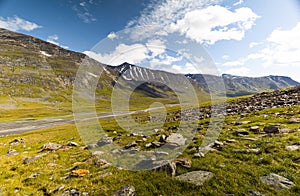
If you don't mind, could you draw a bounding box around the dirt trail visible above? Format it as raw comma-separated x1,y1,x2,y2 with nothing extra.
0,105,172,136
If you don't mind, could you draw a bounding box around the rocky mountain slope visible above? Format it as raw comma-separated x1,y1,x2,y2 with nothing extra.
186,73,299,97
0,28,117,103
0,28,298,104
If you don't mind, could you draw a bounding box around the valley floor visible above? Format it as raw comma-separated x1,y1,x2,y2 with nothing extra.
0,88,300,195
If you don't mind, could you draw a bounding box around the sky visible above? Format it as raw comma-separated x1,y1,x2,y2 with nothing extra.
0,0,300,81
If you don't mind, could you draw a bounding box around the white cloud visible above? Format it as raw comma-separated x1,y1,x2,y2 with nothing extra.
127,1,258,44
127,0,220,28
84,43,150,66
47,35,69,49
268,24,300,50
194,56,205,63
149,53,182,68
107,32,117,40
0,16,41,32
146,39,166,57
223,59,244,67
233,0,244,6
72,1,96,23
127,0,221,40
222,55,230,60
85,40,189,73
221,22,300,80
225,67,250,76
249,22,300,67
85,39,173,67
249,41,262,48
47,35,59,45
80,2,87,7
171,63,199,74
169,5,259,44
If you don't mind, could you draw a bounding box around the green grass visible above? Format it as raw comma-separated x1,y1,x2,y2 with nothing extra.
1,104,300,195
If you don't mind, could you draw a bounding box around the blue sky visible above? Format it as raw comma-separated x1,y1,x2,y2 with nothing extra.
1,0,300,81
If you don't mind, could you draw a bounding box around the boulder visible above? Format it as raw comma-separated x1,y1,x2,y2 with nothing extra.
286,145,300,151
67,141,79,147
260,173,294,190
176,171,214,186
166,133,186,146
136,159,176,176
288,117,300,123
151,141,163,148
263,125,279,134
97,136,113,147
279,128,296,134
95,159,110,168
247,189,264,196
172,158,192,168
124,142,137,149
153,160,176,176
41,142,62,151
112,185,135,196
6,149,19,156
233,130,249,137
250,126,260,134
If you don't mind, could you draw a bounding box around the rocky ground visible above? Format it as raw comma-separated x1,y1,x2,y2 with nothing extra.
1,86,300,195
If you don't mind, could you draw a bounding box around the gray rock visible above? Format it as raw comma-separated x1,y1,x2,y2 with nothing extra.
28,172,41,179
193,152,205,158
246,148,261,153
176,171,214,186
136,159,176,176
263,125,279,134
286,145,300,151
212,140,224,150
23,153,47,164
41,142,62,151
87,143,98,149
250,126,260,133
154,151,169,156
52,185,65,194
125,142,137,149
67,142,79,147
97,136,113,147
112,185,135,196
166,133,186,146
153,160,176,176
279,128,296,134
145,143,152,148
248,189,264,196
242,137,258,141
95,159,110,168
60,189,81,196
159,134,167,142
151,141,163,148
233,130,249,136
288,117,300,123
9,138,24,145
232,148,260,154
6,149,19,156
260,173,295,189
172,158,192,168
226,139,237,143
90,151,105,158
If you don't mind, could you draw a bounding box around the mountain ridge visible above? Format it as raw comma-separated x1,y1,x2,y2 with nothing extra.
0,28,298,102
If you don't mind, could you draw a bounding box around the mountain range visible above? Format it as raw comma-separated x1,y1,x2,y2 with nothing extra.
0,28,298,105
